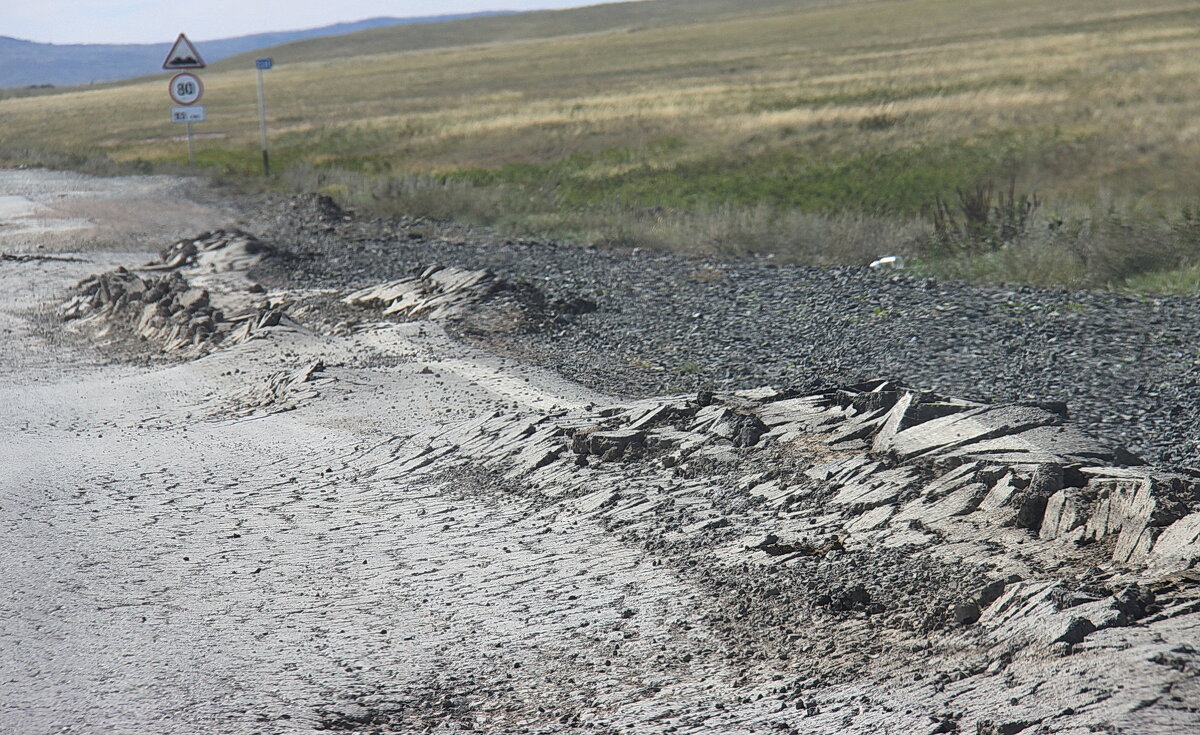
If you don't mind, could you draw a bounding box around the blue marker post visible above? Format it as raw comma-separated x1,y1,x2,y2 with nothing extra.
255,57,273,175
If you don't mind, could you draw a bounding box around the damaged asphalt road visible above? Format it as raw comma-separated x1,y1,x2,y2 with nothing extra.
2,170,1200,734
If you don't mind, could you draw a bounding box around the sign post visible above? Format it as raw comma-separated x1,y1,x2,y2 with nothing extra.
162,34,206,166
255,58,273,176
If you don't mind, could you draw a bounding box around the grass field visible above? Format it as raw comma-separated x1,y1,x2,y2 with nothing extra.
4,0,1200,290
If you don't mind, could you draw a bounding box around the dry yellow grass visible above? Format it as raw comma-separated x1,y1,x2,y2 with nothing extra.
4,0,1200,288
0,0,1196,192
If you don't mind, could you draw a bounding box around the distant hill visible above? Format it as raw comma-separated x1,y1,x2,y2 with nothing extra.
0,13,514,89
214,0,808,68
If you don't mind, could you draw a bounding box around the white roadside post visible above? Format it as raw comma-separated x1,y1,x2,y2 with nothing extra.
162,34,207,167
255,58,273,175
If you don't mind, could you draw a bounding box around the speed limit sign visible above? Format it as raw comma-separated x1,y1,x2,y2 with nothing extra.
168,72,203,105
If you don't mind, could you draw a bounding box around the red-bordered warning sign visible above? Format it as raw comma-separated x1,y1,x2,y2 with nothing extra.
163,33,206,70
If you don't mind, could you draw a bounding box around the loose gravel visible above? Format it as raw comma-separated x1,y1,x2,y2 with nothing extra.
246,195,1200,468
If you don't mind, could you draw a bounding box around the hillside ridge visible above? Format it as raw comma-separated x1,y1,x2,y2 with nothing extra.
0,12,515,89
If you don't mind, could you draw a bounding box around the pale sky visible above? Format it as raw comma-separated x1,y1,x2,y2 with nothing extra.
3,1,604,45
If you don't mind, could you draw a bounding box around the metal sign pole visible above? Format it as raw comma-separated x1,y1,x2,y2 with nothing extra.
186,121,195,166
256,65,270,176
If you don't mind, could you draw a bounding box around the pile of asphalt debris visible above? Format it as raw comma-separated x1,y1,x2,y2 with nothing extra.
341,262,596,335
245,195,1200,469
62,268,229,353
60,230,284,357
332,377,1200,734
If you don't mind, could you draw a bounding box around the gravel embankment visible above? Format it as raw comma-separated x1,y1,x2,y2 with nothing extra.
247,195,1200,467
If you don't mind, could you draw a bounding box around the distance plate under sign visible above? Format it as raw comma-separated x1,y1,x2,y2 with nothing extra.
168,72,203,105
171,106,206,123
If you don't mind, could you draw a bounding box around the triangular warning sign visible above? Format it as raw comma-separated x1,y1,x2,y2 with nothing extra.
162,33,206,70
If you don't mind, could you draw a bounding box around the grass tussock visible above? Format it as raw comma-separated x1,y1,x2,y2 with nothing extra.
916,197,1200,290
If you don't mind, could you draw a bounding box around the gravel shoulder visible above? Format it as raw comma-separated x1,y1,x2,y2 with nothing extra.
246,195,1200,468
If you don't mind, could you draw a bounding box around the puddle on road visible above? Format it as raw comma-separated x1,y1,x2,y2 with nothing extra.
0,194,92,238
0,195,43,219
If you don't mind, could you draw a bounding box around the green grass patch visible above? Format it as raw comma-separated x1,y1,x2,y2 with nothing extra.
448,132,1053,216
1121,264,1200,295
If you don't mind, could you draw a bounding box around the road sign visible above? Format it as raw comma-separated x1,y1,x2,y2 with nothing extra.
171,106,206,123
256,58,273,70
163,35,206,168
168,72,203,105
163,33,205,69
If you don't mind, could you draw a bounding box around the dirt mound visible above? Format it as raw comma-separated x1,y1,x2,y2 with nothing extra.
272,193,350,233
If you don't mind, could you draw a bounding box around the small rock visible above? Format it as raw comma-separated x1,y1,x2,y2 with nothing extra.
177,288,209,312
952,602,980,626
1052,616,1096,645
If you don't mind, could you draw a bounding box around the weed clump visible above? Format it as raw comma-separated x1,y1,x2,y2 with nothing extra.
917,184,1200,291
927,177,1040,257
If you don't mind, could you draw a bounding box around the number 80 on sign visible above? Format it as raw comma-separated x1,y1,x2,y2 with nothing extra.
168,72,203,105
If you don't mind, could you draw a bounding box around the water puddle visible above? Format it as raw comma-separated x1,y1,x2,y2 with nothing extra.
0,194,92,237
0,195,43,220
